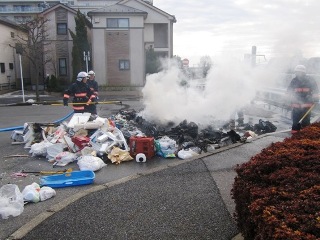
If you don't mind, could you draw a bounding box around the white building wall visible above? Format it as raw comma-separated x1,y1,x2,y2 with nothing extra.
144,23,154,43
130,28,145,86
91,28,107,86
122,0,174,56
0,25,16,85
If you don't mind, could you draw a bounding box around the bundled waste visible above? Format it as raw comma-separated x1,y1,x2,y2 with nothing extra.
0,183,56,219
10,110,277,165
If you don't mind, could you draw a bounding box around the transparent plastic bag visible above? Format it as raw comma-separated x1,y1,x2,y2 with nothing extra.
0,184,24,219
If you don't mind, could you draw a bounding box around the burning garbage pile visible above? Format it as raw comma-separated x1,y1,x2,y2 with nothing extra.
11,109,277,165
1,109,278,219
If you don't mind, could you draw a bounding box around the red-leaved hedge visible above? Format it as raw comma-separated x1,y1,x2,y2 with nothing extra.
232,122,320,240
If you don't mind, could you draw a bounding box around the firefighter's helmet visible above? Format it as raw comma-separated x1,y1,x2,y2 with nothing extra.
76,71,88,81
294,65,306,73
88,70,95,76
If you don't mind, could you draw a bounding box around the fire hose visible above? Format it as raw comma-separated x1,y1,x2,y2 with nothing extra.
0,100,122,107
0,111,74,132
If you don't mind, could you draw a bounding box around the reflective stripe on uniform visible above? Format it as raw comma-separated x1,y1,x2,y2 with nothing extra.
74,93,87,97
291,103,313,108
73,106,85,110
294,88,310,92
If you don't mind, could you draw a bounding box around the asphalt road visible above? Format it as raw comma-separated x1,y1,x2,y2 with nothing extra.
0,91,292,240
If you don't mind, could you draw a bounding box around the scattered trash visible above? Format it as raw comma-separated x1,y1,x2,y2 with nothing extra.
21,182,55,203
129,136,155,159
177,147,201,159
39,186,56,201
7,110,278,185
77,155,107,171
4,154,29,158
155,136,177,158
108,147,133,164
0,184,24,219
22,182,41,203
21,168,73,175
136,153,147,163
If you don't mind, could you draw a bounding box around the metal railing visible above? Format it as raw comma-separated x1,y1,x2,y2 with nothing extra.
0,7,45,13
255,87,320,116
0,82,16,91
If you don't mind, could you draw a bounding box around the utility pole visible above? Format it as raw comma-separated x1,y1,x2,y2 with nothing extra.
251,46,256,67
16,43,25,102
83,51,90,73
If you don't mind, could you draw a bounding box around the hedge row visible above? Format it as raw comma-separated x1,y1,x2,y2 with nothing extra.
232,122,320,240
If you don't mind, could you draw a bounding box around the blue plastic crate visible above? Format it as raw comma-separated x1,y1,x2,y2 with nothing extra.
40,170,95,188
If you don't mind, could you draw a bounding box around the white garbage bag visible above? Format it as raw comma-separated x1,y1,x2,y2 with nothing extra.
29,141,53,157
54,151,77,167
77,155,107,171
46,143,66,160
177,148,200,160
39,187,56,201
22,182,41,203
0,184,24,219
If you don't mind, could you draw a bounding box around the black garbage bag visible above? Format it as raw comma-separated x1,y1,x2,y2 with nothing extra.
227,130,241,143
199,126,222,143
119,109,137,120
186,122,198,138
169,120,198,140
254,119,277,134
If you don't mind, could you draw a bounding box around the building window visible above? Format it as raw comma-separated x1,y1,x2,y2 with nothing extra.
107,18,129,28
59,58,67,76
57,23,67,35
9,63,13,70
0,5,7,12
14,16,32,23
0,63,5,73
10,32,14,38
13,5,32,12
119,60,130,70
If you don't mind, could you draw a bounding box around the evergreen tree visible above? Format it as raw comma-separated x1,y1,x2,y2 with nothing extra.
146,46,161,74
69,10,92,81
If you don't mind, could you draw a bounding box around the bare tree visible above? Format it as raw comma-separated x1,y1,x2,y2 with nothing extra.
15,16,52,101
199,55,213,78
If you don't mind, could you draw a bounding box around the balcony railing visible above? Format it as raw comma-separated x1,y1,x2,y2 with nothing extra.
0,7,46,13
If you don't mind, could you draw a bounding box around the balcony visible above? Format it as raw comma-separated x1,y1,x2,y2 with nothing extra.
0,7,45,14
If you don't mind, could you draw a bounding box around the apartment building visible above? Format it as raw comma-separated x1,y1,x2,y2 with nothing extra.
0,17,29,89
0,0,176,89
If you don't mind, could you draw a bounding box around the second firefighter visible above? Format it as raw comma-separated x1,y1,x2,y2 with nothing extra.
63,71,97,114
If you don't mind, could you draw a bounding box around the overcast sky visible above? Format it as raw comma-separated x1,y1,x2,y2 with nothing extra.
154,0,320,66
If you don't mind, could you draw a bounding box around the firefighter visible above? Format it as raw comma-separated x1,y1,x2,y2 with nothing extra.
63,71,96,114
87,70,99,115
287,65,319,133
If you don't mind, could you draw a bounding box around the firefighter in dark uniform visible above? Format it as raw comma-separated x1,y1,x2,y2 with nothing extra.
63,71,96,113
87,70,99,115
287,65,319,133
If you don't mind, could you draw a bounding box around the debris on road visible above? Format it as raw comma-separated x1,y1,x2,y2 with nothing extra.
9,110,278,167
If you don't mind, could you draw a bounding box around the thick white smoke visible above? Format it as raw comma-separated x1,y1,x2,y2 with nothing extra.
140,58,264,127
